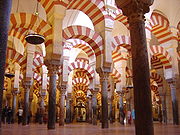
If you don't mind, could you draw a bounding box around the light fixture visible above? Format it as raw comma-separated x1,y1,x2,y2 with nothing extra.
5,73,15,78
25,2,45,45
25,34,45,44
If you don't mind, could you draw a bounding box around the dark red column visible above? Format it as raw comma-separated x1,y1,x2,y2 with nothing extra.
116,1,154,135
0,0,12,128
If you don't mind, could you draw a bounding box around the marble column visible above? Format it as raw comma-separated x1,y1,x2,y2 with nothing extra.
100,72,109,128
59,84,66,126
116,1,154,135
66,93,71,124
39,94,45,124
117,91,125,125
22,81,31,125
167,78,179,125
159,90,167,124
88,96,92,123
46,63,59,129
0,0,12,128
11,89,19,123
91,89,98,125
86,99,89,122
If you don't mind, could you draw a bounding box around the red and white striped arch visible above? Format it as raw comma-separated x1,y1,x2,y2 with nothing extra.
150,12,172,44
112,47,128,63
6,48,24,65
10,13,53,48
63,25,103,57
150,72,163,87
68,61,94,80
34,72,42,82
115,9,129,29
72,77,89,86
37,0,69,18
32,52,44,69
111,35,130,63
75,90,86,100
110,67,121,83
70,39,95,58
150,84,160,98
73,84,88,92
8,28,27,47
74,71,87,78
75,58,89,64
19,54,44,75
150,45,172,69
151,55,163,70
112,35,131,51
67,0,105,26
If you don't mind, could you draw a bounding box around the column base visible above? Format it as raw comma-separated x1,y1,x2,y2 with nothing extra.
47,125,55,130
102,122,109,128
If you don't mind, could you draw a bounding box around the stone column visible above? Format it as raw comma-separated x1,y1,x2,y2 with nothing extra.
66,93,72,124
117,91,125,125
167,78,179,125
108,97,113,123
86,99,89,122
22,81,31,125
46,61,59,129
39,92,46,124
116,1,154,134
0,0,12,128
91,89,98,125
59,84,66,126
11,89,19,123
159,89,167,124
88,96,92,123
99,72,109,128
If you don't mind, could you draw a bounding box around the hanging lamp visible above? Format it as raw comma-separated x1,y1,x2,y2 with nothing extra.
25,2,45,45
5,73,15,78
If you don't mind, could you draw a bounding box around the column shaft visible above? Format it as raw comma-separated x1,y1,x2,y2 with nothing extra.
88,97,92,123
0,0,12,128
12,93,17,123
23,85,30,125
66,94,71,123
130,19,154,135
59,87,66,126
48,73,57,129
100,73,109,128
92,95,97,125
169,82,179,125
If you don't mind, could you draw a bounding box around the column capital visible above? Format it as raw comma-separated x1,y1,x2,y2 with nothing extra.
116,0,153,23
166,77,178,85
91,88,99,96
40,89,47,97
23,80,32,89
116,90,126,97
12,88,19,96
60,84,67,95
45,59,61,75
66,93,72,100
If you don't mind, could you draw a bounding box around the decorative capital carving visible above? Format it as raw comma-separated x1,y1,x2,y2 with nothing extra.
116,0,154,23
166,77,177,85
12,88,19,95
23,80,32,90
66,93,72,100
60,84,67,95
116,90,126,97
45,59,61,75
99,72,109,82
91,88,99,96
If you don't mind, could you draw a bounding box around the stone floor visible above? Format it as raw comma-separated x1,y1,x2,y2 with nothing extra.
1,122,180,135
